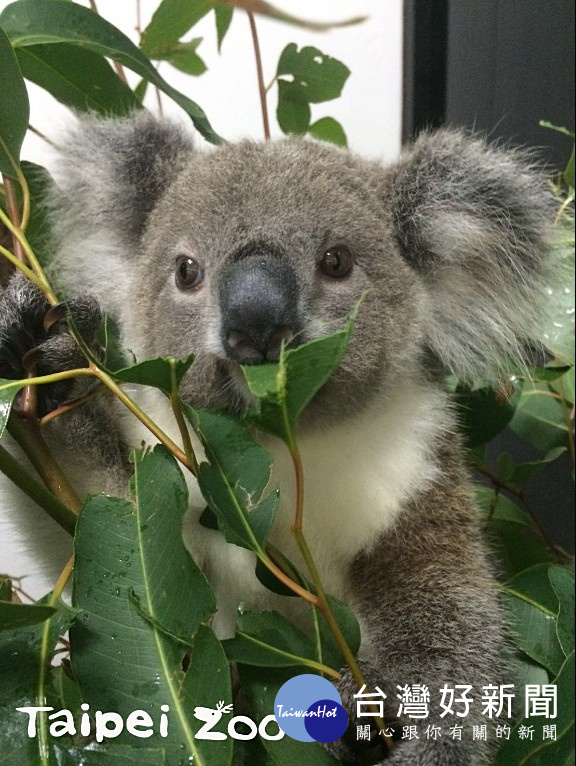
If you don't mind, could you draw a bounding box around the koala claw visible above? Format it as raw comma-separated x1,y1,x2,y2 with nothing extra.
0,274,102,415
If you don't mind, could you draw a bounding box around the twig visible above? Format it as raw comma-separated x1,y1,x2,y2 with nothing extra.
475,464,570,560
247,11,270,140
3,176,25,262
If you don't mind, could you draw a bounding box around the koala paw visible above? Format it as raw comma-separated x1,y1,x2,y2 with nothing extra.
0,274,102,415
325,666,404,765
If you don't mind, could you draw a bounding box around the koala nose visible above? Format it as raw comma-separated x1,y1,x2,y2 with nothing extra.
220,251,299,364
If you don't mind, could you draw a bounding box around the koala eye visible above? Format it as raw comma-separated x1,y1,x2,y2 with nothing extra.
319,246,353,278
175,255,203,290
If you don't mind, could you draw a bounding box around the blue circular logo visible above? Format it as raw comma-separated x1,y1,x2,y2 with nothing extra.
274,674,348,743
304,699,349,743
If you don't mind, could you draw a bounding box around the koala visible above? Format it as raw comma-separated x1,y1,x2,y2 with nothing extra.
0,113,556,765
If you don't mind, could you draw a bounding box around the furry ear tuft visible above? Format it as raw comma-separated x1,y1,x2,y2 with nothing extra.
390,128,558,383
47,112,193,317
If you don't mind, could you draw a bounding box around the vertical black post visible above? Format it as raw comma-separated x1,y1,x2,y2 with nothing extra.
403,0,448,141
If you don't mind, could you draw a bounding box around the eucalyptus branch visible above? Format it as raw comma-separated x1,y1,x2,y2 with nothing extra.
169,359,199,474
0,202,56,303
3,175,25,262
0,443,76,534
38,556,74,766
247,11,270,140
7,413,83,514
475,464,570,560
90,364,196,474
285,429,392,746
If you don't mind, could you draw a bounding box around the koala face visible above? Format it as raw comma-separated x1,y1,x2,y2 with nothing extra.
134,139,427,421
50,115,554,423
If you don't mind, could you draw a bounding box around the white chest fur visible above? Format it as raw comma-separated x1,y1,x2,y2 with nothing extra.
122,382,451,637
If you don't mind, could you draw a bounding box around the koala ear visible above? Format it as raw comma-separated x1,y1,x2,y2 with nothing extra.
48,112,193,315
388,129,556,383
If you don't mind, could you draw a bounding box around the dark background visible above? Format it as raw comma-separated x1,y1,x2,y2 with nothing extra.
402,0,575,549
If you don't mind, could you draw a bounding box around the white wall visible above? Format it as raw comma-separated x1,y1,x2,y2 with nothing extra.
3,0,403,165
0,1,404,597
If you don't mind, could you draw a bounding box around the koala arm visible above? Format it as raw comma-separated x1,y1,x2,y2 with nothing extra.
332,436,504,765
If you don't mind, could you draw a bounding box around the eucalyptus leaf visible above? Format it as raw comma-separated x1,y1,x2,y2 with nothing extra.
549,566,575,658
238,665,341,765
0,24,29,177
113,355,195,396
315,595,361,671
454,382,521,448
223,610,322,669
15,43,140,115
510,382,571,452
0,600,56,630
70,447,223,764
0,0,222,144
243,305,358,443
215,5,233,51
53,744,167,765
188,407,277,553
494,652,575,766
277,44,350,104
308,117,347,147
150,39,207,76
0,378,25,439
500,564,566,674
141,0,212,51
0,598,76,765
277,80,311,135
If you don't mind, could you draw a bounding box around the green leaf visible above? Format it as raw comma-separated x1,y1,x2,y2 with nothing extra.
0,598,76,765
276,80,311,135
510,382,571,452
308,117,347,147
564,145,575,190
243,305,358,442
315,595,361,670
53,744,167,765
70,447,227,765
454,382,521,448
538,239,574,365
149,38,207,76
215,5,233,51
0,0,223,145
539,121,575,139
113,355,195,395
223,610,323,669
549,566,575,657
238,665,341,765
501,564,566,675
21,160,52,267
476,487,532,526
501,447,567,484
188,408,278,553
0,24,29,177
494,652,575,766
0,601,56,630
277,44,350,104
0,378,25,439
141,0,212,51
15,43,140,115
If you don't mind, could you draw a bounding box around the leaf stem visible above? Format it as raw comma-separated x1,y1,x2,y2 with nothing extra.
247,11,270,140
169,359,198,474
8,414,83,514
91,364,195,473
38,556,74,766
0,443,76,534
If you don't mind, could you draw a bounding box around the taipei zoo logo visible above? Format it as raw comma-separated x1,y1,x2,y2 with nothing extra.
194,673,348,744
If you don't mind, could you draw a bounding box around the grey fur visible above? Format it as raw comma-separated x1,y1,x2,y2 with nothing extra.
0,113,558,765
